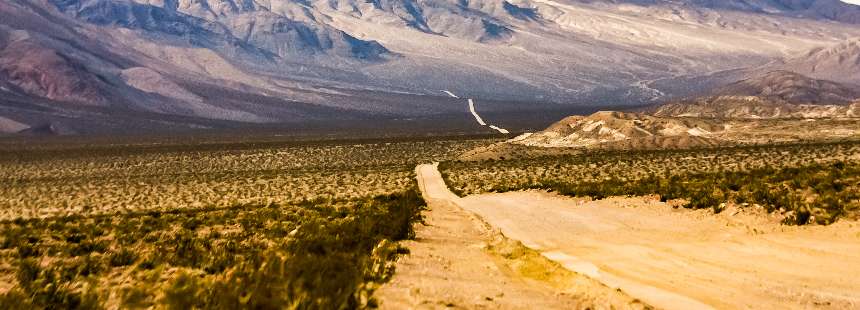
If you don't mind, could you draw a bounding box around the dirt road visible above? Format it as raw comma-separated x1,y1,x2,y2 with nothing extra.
441,90,509,134
376,164,645,309
404,163,860,309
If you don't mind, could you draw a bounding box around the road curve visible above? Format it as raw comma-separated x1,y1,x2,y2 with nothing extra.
375,164,621,309
420,164,860,309
441,90,508,134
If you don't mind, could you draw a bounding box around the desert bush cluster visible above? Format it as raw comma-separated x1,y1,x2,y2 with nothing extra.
0,190,425,308
0,138,486,220
0,137,491,308
441,141,860,224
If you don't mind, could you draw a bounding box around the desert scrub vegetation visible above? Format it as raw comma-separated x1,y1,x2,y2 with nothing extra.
441,141,860,225
0,136,494,308
0,137,487,220
494,162,859,225
0,189,425,308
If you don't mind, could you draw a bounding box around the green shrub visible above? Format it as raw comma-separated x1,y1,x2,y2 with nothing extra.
444,147,860,226
0,189,426,308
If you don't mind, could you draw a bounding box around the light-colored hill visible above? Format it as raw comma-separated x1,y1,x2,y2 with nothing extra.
461,107,860,160
516,111,724,148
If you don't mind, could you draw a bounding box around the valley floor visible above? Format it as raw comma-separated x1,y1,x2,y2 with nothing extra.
382,164,860,309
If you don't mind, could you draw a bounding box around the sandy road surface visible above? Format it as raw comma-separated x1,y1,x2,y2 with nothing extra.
376,164,644,309
436,175,860,309
418,164,860,309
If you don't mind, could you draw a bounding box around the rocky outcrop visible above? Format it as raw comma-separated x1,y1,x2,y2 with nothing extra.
515,111,726,148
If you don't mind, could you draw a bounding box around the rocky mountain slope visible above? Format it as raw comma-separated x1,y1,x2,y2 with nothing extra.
480,66,860,153
651,70,860,119
2,0,860,134
775,39,860,85
510,111,726,148
652,96,860,119
715,71,860,105
466,109,860,158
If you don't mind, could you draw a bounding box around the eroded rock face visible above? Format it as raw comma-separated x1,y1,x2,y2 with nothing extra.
514,111,727,148
651,70,860,119
779,39,860,85
715,71,860,105
653,97,860,119
48,0,390,60
0,39,110,105
611,0,860,23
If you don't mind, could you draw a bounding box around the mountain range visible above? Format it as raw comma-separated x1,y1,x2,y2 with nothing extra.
1,0,860,134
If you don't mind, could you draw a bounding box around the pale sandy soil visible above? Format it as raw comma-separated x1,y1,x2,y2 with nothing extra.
383,164,860,309
376,164,646,309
